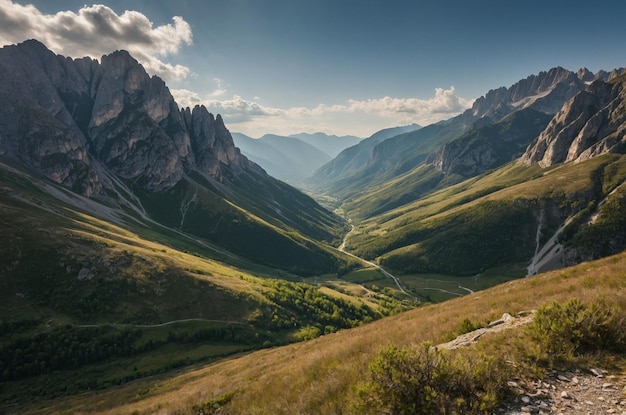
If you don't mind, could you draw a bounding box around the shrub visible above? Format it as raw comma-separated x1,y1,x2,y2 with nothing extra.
356,342,511,414
527,298,626,367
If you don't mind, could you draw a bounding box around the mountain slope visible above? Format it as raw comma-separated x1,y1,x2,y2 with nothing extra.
345,153,626,277
0,40,346,274
0,159,411,403
21,249,626,414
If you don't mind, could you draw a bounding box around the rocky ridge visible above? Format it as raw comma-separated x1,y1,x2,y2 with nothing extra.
430,67,626,178
523,76,626,167
0,39,259,197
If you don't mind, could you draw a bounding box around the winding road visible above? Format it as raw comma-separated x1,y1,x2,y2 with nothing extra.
337,220,475,299
337,221,411,296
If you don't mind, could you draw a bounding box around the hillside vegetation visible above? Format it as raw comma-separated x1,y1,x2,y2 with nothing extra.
18,249,626,414
0,162,412,406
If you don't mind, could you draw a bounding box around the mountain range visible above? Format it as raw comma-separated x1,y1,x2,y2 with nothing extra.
1,38,626,413
231,132,360,185
327,66,626,278
309,67,625,206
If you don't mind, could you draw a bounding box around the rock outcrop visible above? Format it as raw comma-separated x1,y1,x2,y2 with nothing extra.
433,108,552,177
522,77,626,167
0,39,261,195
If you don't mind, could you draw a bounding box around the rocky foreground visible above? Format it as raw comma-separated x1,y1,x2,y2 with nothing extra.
503,368,626,415
440,312,626,415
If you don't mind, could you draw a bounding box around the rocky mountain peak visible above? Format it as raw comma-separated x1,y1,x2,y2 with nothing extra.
0,40,262,196
522,78,626,167
183,106,262,179
470,67,586,120
577,67,594,83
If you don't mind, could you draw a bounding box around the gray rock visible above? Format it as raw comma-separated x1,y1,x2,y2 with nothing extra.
522,78,626,167
77,267,94,280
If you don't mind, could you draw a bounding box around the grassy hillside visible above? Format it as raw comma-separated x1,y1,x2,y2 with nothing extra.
134,168,348,276
0,162,411,406
343,155,626,277
20,248,626,414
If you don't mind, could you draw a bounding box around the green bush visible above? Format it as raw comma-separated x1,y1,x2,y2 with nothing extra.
527,299,626,366
356,342,511,414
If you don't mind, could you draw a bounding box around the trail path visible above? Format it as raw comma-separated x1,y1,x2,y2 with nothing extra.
76,318,249,329
337,220,476,299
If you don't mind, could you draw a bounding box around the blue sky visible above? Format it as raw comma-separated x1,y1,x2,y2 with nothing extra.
1,0,625,137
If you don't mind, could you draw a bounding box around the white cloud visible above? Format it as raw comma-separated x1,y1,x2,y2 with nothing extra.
209,78,228,98
172,87,474,137
0,1,192,81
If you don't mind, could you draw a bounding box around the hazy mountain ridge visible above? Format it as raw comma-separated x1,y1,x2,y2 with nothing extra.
231,132,332,184
305,123,421,194
288,132,362,158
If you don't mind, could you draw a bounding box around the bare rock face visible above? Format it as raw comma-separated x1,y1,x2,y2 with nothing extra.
0,40,259,195
433,108,552,178
0,40,101,196
87,50,190,191
470,67,587,120
183,105,264,179
522,78,626,167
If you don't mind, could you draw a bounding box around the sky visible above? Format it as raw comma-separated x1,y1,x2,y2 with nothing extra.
1,0,625,138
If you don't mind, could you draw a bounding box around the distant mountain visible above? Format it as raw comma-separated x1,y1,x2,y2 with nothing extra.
306,124,421,193
231,133,332,184
288,132,362,158
0,40,347,274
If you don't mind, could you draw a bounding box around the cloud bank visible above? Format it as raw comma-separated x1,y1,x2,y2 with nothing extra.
0,0,192,81
172,87,474,137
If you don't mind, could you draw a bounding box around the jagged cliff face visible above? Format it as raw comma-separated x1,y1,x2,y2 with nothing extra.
470,67,587,120
432,108,552,177
0,40,259,196
522,77,626,167
432,67,626,177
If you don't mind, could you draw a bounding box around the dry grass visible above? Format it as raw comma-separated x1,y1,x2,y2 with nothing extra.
23,250,626,415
